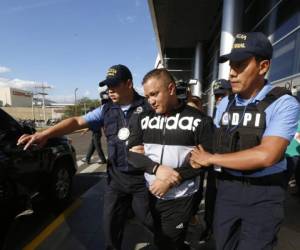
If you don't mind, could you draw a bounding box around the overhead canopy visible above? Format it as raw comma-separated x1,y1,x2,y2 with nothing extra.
149,0,221,49
148,0,221,80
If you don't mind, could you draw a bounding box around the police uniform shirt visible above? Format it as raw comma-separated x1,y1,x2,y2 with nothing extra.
83,105,105,131
214,82,300,177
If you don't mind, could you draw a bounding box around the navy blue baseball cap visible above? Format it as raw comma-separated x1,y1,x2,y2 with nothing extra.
219,32,273,63
213,79,231,95
99,64,133,87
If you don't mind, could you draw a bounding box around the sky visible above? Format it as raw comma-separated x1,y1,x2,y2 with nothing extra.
0,0,158,103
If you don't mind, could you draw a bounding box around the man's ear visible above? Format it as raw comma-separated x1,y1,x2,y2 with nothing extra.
126,79,133,89
168,82,177,96
259,60,270,75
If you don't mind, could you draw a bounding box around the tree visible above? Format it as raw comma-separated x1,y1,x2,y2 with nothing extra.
63,97,101,118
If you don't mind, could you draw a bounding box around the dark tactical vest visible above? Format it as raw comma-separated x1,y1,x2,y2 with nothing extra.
214,87,291,156
102,92,148,172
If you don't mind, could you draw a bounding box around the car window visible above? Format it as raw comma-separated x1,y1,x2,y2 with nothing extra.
0,108,23,144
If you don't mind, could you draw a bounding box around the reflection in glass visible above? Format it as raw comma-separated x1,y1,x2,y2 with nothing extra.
269,32,298,81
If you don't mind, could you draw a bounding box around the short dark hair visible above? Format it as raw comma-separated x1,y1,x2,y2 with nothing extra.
255,55,270,62
142,68,175,86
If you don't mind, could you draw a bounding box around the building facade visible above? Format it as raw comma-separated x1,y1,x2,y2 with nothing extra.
148,0,300,115
0,86,33,107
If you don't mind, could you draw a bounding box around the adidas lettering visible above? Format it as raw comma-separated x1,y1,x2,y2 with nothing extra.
141,114,201,131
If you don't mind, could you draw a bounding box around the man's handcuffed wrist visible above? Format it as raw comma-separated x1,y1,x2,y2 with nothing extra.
153,164,160,175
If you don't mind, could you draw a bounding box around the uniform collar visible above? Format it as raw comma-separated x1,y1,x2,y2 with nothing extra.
110,90,144,109
235,81,272,105
131,90,145,108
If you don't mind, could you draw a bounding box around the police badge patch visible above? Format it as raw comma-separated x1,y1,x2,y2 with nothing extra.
118,127,130,141
134,106,143,114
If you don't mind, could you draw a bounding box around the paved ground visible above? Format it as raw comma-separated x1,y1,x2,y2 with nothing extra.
21,176,300,250
71,132,300,249
8,132,300,250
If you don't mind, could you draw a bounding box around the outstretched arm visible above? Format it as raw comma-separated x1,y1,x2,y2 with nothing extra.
18,116,88,150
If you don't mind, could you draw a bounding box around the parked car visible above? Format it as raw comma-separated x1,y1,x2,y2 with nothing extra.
0,108,77,246
46,118,61,126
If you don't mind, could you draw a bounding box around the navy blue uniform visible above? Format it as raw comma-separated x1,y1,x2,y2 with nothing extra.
213,84,300,249
84,91,154,250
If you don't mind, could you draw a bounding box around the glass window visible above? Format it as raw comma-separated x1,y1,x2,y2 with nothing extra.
272,0,300,41
296,31,300,74
249,0,300,42
243,0,269,32
269,31,298,81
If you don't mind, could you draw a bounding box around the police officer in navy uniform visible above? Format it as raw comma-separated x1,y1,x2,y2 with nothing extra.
213,78,231,106
17,64,154,250
189,32,300,250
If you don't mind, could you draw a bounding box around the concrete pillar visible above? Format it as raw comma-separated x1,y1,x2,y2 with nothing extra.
191,42,203,98
154,54,164,69
212,49,219,81
218,0,243,80
207,50,219,117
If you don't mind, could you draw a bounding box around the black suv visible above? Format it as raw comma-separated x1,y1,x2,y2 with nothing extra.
0,109,77,241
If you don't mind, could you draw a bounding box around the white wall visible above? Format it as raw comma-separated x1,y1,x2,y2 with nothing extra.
0,87,32,107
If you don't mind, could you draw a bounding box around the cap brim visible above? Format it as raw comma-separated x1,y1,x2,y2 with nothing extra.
99,77,122,87
214,89,227,95
218,51,254,63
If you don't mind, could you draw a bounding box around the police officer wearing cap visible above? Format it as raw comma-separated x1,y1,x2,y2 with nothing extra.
213,79,231,105
17,64,154,250
189,32,300,249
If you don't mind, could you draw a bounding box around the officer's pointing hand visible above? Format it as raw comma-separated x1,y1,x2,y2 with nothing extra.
190,144,212,168
17,132,48,150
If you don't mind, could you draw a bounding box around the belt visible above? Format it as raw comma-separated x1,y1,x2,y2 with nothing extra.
218,170,288,187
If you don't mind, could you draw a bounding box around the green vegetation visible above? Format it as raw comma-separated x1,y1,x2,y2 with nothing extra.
63,97,101,118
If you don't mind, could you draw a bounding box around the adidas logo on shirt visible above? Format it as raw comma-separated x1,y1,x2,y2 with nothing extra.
141,114,201,131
